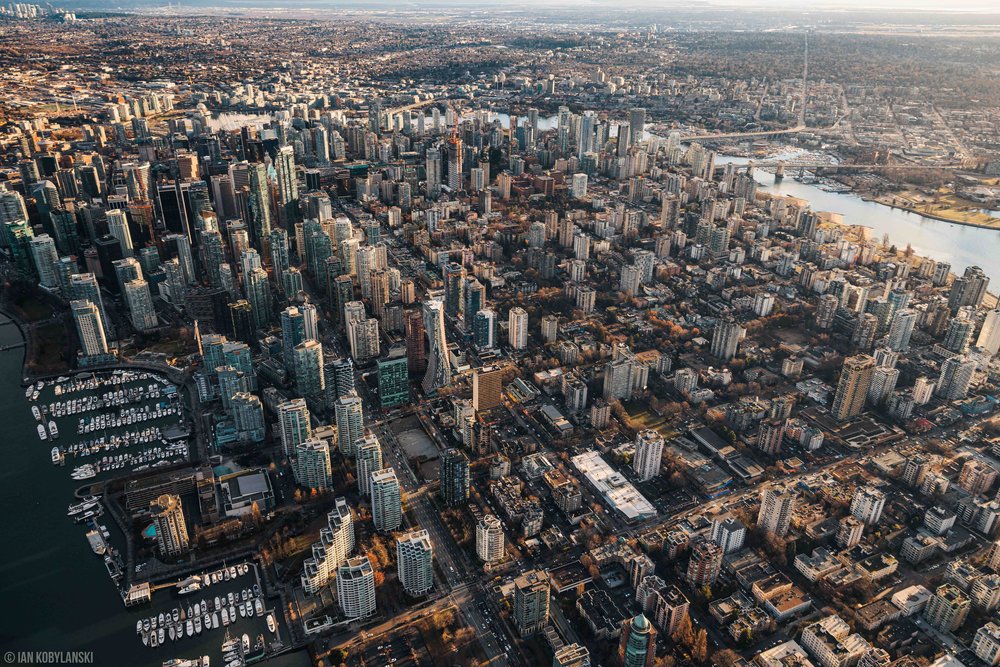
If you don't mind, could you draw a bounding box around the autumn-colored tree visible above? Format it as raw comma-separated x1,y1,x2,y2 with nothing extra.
714,648,740,667
673,612,694,647
692,629,710,664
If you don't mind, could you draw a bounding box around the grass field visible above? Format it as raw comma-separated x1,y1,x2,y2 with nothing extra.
878,189,1000,228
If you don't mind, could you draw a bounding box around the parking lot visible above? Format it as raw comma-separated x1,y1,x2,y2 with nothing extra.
351,627,431,667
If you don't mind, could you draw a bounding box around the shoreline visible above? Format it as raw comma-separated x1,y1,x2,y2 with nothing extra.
862,194,1000,231
0,307,32,385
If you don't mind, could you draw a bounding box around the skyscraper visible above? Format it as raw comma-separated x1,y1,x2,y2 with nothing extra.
301,497,355,595
106,209,134,257
371,468,402,533
405,308,427,374
473,309,497,350
685,538,723,587
397,530,434,597
619,614,656,667
275,145,298,224
477,515,505,563
832,354,876,421
334,391,364,456
277,398,312,458
709,514,746,554
294,339,325,403
336,556,376,620
281,306,308,368
937,355,976,400
377,354,409,408
633,429,664,482
422,299,451,394
949,265,989,312
757,488,795,537
978,309,1000,357
447,132,463,191
710,318,743,361
150,494,189,557
440,448,470,506
294,440,333,491
508,306,528,350
123,278,157,331
850,487,886,525
513,570,550,637
473,365,504,412
29,234,59,288
355,435,383,497
244,266,271,329
71,299,109,356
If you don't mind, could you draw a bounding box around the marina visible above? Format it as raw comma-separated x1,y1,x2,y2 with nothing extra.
0,313,306,667
26,370,189,481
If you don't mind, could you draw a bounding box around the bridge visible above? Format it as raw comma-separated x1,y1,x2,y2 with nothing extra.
746,161,967,172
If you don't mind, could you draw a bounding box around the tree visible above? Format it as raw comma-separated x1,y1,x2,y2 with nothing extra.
692,629,710,664
714,649,740,667
673,613,694,647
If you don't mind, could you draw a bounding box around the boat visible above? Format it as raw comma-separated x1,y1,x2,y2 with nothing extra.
178,581,202,595
254,599,263,616
212,612,219,628
266,614,276,633
172,609,180,623
194,615,202,634
71,466,95,481
159,612,165,627
36,381,44,391
229,606,236,623
32,405,41,421
227,592,235,605
203,614,212,630
141,632,149,646
241,634,250,653
51,446,63,465
143,619,150,632
48,420,58,438
185,620,193,637
221,607,229,626
158,628,165,645
85,529,106,555
238,604,246,619
239,563,248,576
37,424,48,441
168,625,176,641
67,498,99,516
150,632,158,648
223,568,231,581
214,596,221,611
177,623,184,639
241,589,248,602
25,385,33,399
163,660,210,667
229,566,237,579
252,584,260,596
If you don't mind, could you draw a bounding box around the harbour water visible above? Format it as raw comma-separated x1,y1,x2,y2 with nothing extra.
717,154,1000,281
0,314,308,667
